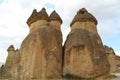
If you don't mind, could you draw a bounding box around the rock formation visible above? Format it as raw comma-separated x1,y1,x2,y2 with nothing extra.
104,45,120,73
0,45,18,79
19,8,63,80
10,49,21,80
116,56,120,73
1,7,120,80
63,8,110,78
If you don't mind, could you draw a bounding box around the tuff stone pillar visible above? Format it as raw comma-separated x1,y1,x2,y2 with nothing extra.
63,8,110,78
20,8,63,80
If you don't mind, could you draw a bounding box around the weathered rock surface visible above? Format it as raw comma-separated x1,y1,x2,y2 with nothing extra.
0,45,18,79
19,8,63,80
63,8,110,78
2,7,120,80
10,49,22,80
104,45,120,73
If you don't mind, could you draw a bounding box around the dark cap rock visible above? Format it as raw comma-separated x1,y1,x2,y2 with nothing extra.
27,8,49,26
49,10,63,24
7,45,15,51
70,8,98,26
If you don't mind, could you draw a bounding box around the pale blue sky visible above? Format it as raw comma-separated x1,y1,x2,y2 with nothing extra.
0,0,3,3
44,3,55,9
0,0,120,63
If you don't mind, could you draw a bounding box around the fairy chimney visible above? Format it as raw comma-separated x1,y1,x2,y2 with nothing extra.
6,45,16,67
64,8,110,78
20,8,63,80
0,45,16,79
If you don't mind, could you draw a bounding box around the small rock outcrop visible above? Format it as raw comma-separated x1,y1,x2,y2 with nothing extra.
104,45,120,73
0,45,18,79
63,8,110,78
19,8,63,80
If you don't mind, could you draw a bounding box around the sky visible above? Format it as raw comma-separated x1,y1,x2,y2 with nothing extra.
0,0,120,63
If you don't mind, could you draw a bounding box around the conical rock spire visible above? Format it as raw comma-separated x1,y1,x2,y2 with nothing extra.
49,10,63,24
7,45,15,51
37,8,49,21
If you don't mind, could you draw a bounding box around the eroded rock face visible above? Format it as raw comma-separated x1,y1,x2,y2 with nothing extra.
63,8,110,78
10,49,22,80
104,45,120,73
0,45,17,79
20,26,63,79
19,8,63,80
